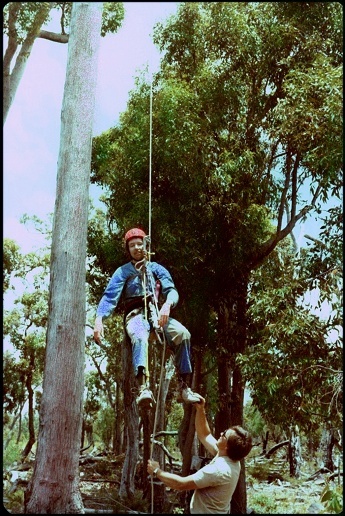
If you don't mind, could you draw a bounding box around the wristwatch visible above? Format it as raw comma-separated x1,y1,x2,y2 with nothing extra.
153,467,160,478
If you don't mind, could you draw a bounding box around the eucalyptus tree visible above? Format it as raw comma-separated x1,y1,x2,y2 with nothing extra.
86,315,125,454
24,4,103,513
4,292,48,460
240,221,342,475
89,2,342,511
3,235,51,457
3,2,124,125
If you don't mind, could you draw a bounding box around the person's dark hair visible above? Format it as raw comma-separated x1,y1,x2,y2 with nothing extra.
226,426,252,461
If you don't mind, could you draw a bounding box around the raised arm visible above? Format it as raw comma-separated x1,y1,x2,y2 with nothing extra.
194,396,218,456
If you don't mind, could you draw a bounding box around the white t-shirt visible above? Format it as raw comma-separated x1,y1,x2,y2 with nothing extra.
190,455,241,514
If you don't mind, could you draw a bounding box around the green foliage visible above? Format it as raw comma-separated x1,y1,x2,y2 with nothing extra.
3,238,20,292
247,493,279,513
3,490,24,516
320,481,343,514
94,407,116,449
3,2,53,43
166,400,184,431
3,351,27,413
239,232,342,433
247,460,275,482
243,401,284,443
3,435,24,470
90,1,342,286
101,3,124,38
87,5,343,453
164,400,184,453
301,205,342,308
3,230,50,429
3,2,124,40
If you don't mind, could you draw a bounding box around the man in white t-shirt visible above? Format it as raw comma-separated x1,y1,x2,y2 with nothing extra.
147,395,252,514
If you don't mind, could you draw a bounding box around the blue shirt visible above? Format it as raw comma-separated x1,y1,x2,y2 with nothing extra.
96,261,179,318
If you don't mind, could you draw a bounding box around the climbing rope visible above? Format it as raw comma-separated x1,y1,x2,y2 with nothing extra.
148,80,153,250
135,79,168,513
136,249,168,514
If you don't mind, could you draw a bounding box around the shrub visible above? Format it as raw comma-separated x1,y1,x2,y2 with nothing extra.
320,481,343,513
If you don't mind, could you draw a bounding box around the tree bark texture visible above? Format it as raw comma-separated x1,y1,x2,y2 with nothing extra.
113,381,123,454
179,404,197,476
215,277,249,514
119,333,139,499
152,354,175,465
25,3,103,513
318,424,336,472
289,425,302,478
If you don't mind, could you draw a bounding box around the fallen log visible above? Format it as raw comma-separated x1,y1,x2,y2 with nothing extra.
264,440,289,458
306,467,332,481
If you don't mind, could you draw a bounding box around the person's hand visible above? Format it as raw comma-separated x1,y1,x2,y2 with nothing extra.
158,301,171,327
93,316,104,344
194,395,206,410
147,459,160,476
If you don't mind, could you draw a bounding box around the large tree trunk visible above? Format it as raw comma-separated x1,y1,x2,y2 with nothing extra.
216,275,249,515
230,365,247,514
217,358,248,515
215,357,232,434
24,3,103,513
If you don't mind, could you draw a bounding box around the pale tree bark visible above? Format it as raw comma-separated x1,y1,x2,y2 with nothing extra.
119,334,140,499
288,424,303,478
24,3,103,514
3,2,53,126
318,423,336,472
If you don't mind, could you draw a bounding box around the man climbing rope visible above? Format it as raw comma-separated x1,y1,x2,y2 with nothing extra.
93,227,201,409
147,395,253,514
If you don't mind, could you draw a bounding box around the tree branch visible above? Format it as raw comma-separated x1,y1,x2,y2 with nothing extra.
150,438,179,462
277,150,291,232
38,30,69,44
291,152,300,220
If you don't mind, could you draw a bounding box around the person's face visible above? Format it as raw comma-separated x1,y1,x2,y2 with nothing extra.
128,237,144,261
217,429,231,451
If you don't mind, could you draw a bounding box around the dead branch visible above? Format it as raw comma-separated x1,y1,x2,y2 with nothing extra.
264,440,289,458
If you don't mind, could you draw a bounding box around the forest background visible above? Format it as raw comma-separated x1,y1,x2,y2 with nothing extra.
3,2,343,514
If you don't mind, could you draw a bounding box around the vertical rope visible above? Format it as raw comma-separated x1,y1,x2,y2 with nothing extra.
150,329,167,515
146,77,169,514
148,77,155,515
148,81,153,259
135,78,161,513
